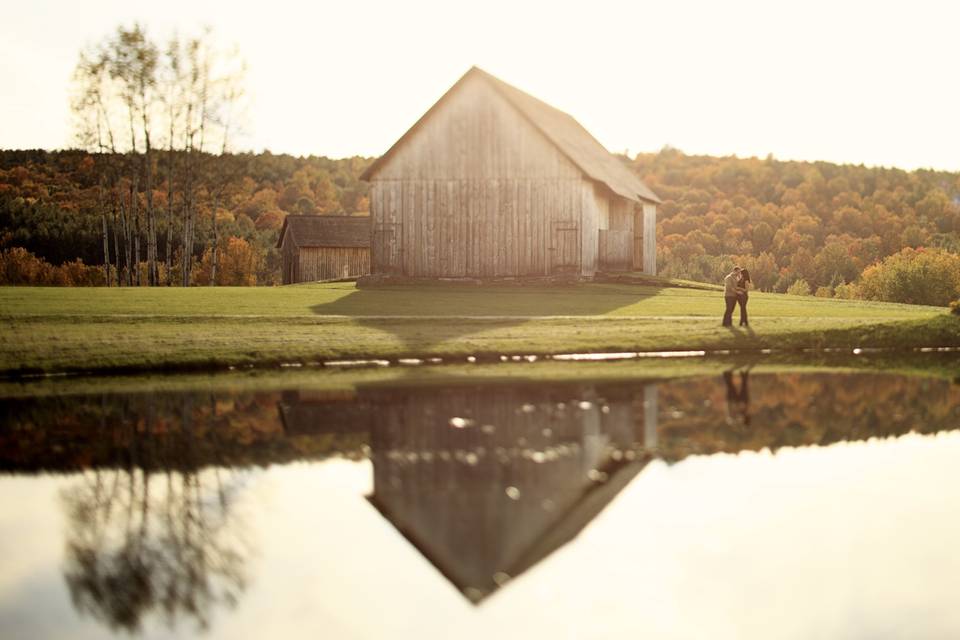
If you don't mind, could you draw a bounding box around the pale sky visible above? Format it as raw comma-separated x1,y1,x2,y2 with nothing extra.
2,0,959,171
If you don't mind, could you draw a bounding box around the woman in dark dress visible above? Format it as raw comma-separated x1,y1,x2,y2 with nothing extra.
736,269,751,327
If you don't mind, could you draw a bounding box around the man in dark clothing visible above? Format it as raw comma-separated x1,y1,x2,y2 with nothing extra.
722,266,742,327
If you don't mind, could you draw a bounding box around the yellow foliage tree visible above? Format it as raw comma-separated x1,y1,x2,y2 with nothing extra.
193,236,263,286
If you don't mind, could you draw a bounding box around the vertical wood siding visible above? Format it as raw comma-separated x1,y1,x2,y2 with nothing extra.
642,204,657,275
632,208,644,271
595,190,635,271
598,230,632,270
372,176,597,277
281,233,298,284
291,247,370,282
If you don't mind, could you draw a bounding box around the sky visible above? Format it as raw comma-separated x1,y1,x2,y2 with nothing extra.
2,0,959,171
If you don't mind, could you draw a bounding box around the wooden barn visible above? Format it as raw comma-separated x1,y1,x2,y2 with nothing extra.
277,215,370,284
360,66,661,280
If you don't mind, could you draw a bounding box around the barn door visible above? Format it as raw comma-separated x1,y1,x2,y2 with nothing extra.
632,209,643,271
373,223,402,275
550,221,580,274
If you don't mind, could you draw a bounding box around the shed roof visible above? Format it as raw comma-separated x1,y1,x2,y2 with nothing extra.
276,215,370,249
361,66,661,205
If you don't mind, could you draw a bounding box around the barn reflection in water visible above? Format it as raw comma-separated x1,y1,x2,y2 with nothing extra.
279,381,660,601
365,383,658,602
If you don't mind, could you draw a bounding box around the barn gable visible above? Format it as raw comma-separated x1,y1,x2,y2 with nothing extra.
362,70,582,181
361,66,659,205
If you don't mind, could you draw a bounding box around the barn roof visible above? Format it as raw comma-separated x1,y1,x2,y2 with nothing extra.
276,215,370,249
360,66,661,205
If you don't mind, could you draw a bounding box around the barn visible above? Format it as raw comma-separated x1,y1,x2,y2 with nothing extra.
360,66,661,281
276,215,370,284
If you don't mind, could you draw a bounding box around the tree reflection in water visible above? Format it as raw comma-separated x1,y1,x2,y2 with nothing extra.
58,396,249,634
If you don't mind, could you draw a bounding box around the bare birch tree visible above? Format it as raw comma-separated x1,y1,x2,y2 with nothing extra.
72,23,248,287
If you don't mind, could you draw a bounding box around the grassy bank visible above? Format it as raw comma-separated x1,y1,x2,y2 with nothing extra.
1,281,958,376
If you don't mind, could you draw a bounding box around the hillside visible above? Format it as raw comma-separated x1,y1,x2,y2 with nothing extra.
633,149,960,292
1,148,959,296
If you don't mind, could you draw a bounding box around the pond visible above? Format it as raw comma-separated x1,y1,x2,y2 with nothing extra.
2,366,960,639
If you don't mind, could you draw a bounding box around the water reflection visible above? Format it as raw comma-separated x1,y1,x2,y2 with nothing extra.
1,370,960,632
361,383,655,602
723,369,751,427
43,395,252,634
62,467,247,634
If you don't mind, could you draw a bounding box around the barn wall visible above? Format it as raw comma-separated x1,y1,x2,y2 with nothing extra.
643,203,657,275
370,74,596,278
281,233,298,284
596,190,634,271
580,182,599,276
296,247,370,282
371,175,594,277
609,196,633,231
595,189,610,230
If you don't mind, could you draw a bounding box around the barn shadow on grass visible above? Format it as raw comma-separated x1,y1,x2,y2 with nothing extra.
309,282,669,354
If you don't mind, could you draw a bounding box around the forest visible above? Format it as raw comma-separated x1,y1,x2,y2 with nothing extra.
635,149,960,303
0,148,371,286
3,146,960,304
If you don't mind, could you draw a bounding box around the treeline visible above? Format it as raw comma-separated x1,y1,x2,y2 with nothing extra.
3,145,960,304
634,148,960,303
0,149,372,285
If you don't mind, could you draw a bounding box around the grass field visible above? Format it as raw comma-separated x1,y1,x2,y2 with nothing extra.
1,281,958,375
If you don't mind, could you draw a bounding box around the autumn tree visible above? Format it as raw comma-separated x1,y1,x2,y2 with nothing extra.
859,248,960,306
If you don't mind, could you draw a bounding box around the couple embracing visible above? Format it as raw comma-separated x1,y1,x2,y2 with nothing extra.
722,266,751,327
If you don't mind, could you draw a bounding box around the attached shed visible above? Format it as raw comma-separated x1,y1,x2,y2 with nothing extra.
361,66,661,280
277,215,370,284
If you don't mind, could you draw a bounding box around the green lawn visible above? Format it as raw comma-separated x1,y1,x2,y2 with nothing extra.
1,281,957,375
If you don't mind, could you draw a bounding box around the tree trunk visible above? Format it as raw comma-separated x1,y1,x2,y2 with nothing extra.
141,93,157,287
181,192,193,287
118,195,130,286
112,191,122,287
165,148,175,285
145,158,156,286
102,214,110,286
132,178,141,286
210,189,220,286
98,182,110,286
